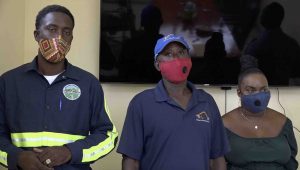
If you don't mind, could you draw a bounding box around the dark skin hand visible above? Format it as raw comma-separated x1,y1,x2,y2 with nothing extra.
122,155,139,170
33,146,72,168
210,157,227,170
17,150,54,170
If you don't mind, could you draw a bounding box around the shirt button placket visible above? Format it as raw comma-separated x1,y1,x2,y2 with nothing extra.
44,88,52,131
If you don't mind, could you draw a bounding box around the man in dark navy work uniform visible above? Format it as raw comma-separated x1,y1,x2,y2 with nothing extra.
0,5,118,170
117,34,230,170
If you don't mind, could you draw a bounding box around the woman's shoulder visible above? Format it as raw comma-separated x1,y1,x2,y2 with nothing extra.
222,107,239,117
267,108,287,125
222,108,240,129
265,108,295,136
268,109,294,131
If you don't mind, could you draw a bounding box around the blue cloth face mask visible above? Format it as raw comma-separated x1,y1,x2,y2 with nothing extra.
241,91,271,113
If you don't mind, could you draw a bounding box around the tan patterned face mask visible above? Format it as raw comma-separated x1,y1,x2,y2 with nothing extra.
38,35,71,63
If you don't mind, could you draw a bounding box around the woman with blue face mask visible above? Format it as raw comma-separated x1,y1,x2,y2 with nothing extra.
222,68,298,170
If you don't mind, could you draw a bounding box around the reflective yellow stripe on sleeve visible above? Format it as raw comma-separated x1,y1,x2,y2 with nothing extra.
82,98,118,162
82,126,118,162
0,150,7,166
11,132,85,147
104,98,112,119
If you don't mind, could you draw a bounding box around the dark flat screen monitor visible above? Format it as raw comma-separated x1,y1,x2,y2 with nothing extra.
100,0,300,86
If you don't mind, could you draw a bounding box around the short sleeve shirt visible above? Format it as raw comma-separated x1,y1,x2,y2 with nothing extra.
117,80,230,170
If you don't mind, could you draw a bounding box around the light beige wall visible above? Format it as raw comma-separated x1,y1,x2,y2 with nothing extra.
0,1,299,170
0,0,25,74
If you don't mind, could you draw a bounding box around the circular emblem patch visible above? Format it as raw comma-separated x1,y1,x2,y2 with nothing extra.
63,84,81,100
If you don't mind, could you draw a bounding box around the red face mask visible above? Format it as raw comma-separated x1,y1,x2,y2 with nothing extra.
159,58,192,84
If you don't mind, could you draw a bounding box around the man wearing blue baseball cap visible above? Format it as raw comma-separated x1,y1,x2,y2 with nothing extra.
117,34,229,170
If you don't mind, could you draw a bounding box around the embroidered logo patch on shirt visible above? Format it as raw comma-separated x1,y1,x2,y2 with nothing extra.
63,84,81,100
195,111,210,122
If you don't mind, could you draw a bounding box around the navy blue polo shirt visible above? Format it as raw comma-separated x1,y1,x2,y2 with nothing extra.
117,80,230,170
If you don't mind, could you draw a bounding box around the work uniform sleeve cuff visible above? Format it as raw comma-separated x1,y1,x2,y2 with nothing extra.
7,147,23,169
65,143,83,164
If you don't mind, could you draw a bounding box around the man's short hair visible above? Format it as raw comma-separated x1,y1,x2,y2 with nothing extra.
35,4,75,30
